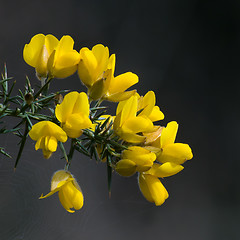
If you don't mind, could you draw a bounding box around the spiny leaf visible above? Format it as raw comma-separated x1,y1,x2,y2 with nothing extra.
107,154,112,197
14,122,29,169
75,141,90,157
0,147,11,158
99,116,110,130
91,110,107,122
58,142,68,163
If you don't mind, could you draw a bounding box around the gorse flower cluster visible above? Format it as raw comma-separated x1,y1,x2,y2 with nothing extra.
0,33,193,213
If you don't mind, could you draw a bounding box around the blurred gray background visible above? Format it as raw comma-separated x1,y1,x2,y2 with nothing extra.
0,0,239,239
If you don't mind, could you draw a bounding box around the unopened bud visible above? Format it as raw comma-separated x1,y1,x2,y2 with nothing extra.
24,93,34,105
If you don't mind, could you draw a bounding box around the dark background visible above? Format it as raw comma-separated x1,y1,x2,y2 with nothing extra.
0,0,239,239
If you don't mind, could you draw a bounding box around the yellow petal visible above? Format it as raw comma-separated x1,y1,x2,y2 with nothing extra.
105,90,137,102
62,181,84,210
71,189,84,210
62,126,83,139
122,146,156,162
148,106,164,122
35,136,44,150
115,159,137,177
119,95,138,127
64,113,92,138
108,72,138,95
44,34,59,55
39,187,61,199
145,162,184,178
78,48,98,86
55,92,80,123
72,92,90,116
157,143,193,164
54,65,78,79
51,51,79,78
122,116,153,133
160,121,178,148
47,136,58,152
55,35,75,57
49,35,79,78
23,34,46,67
117,131,146,143
55,51,80,68
138,173,168,206
58,189,75,213
107,54,116,74
138,91,155,117
122,146,155,172
66,113,92,129
116,98,127,116
92,44,109,78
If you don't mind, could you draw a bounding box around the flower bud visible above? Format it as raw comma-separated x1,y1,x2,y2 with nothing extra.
24,93,34,105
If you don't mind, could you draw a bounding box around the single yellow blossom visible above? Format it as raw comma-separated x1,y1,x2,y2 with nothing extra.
115,146,156,177
78,44,110,88
55,91,92,138
40,170,84,213
29,121,67,159
137,91,164,122
47,35,80,78
153,121,193,164
102,55,139,102
23,33,58,78
24,34,80,79
138,173,169,206
113,95,153,143
78,44,138,101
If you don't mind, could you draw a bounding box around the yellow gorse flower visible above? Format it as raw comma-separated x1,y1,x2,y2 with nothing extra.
138,173,169,206
29,121,67,159
137,91,164,122
101,54,139,102
47,35,80,79
136,122,193,206
55,91,92,138
152,121,193,164
113,91,165,143
138,162,184,206
40,170,84,213
115,146,156,177
113,95,154,143
23,34,58,78
78,44,110,88
78,44,138,101
23,34,80,79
